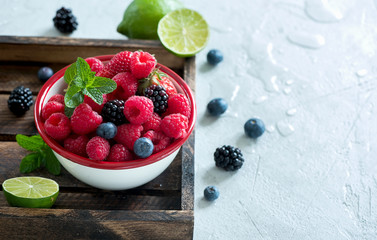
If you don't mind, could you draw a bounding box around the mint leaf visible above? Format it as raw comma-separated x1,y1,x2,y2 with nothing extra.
83,87,103,105
73,75,86,88
65,85,84,108
16,134,44,151
64,106,75,118
20,152,40,173
64,62,77,85
76,57,92,87
90,77,117,94
44,147,61,175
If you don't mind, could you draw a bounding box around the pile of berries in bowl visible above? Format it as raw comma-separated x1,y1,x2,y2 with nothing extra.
34,50,196,190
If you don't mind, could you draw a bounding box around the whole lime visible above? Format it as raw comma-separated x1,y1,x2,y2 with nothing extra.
117,0,184,40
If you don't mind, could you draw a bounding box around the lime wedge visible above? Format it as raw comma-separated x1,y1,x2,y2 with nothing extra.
157,8,209,57
2,176,59,208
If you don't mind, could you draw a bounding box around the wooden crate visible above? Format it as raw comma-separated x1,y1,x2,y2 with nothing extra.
0,36,195,240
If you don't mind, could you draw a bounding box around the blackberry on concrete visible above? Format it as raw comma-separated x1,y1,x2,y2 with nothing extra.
144,85,168,114
53,7,78,33
101,100,127,126
8,86,34,116
214,145,244,171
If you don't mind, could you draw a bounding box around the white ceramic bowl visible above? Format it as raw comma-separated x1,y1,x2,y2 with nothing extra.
34,55,196,190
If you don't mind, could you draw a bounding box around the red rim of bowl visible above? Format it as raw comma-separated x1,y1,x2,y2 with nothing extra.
34,55,196,170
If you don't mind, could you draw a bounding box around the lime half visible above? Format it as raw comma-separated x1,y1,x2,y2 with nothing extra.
3,176,59,208
157,8,209,57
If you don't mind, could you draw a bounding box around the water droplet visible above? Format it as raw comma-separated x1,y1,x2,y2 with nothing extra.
305,0,343,23
230,85,240,102
283,88,292,95
286,108,297,116
288,32,326,49
285,80,294,86
266,125,275,133
276,120,295,136
356,69,368,78
253,95,268,105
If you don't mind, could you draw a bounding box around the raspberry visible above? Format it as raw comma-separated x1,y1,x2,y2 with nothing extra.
114,124,143,150
83,94,107,113
70,103,102,135
123,96,154,125
41,101,65,121
44,113,71,141
130,51,156,79
101,99,127,125
112,72,138,101
107,144,133,162
144,85,168,114
48,94,64,104
97,51,133,78
63,134,89,157
143,130,171,153
86,136,110,161
160,113,188,139
166,93,191,118
142,112,161,132
85,57,104,73
53,7,78,33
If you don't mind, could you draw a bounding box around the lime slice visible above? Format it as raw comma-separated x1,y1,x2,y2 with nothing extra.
3,176,59,208
157,8,209,57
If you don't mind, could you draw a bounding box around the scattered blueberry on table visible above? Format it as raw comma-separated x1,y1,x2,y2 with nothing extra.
96,122,118,139
133,137,154,158
37,67,54,83
207,98,228,116
244,118,265,139
204,186,220,201
7,86,34,116
207,49,223,65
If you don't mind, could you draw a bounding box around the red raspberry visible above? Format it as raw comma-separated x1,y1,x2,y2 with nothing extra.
41,101,65,121
64,134,89,157
86,136,110,161
130,51,156,79
166,93,191,118
83,94,107,113
143,130,171,153
160,113,189,139
142,112,161,132
70,103,103,135
44,112,71,141
85,57,104,73
114,124,143,150
48,94,64,104
123,96,153,125
97,51,133,78
112,72,138,101
107,144,133,162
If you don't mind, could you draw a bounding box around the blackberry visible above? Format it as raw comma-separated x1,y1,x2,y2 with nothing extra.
53,7,78,33
144,85,168,114
101,100,127,126
8,86,34,116
214,145,244,171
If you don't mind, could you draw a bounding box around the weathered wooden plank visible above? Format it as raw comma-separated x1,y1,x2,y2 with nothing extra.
0,208,193,240
0,36,185,69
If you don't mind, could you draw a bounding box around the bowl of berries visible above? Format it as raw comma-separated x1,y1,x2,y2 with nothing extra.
34,51,196,190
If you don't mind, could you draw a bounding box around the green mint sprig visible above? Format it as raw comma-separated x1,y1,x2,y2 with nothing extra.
16,134,61,175
63,57,117,117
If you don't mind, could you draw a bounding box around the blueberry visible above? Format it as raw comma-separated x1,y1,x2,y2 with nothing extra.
37,67,54,83
134,137,154,158
207,98,228,116
204,186,219,201
207,49,223,65
244,118,265,139
96,122,117,139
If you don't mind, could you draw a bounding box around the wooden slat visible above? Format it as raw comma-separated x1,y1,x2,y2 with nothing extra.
0,208,193,240
0,36,185,69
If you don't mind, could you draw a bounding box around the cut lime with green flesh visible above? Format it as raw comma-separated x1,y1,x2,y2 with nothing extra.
3,176,59,208
158,8,209,57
